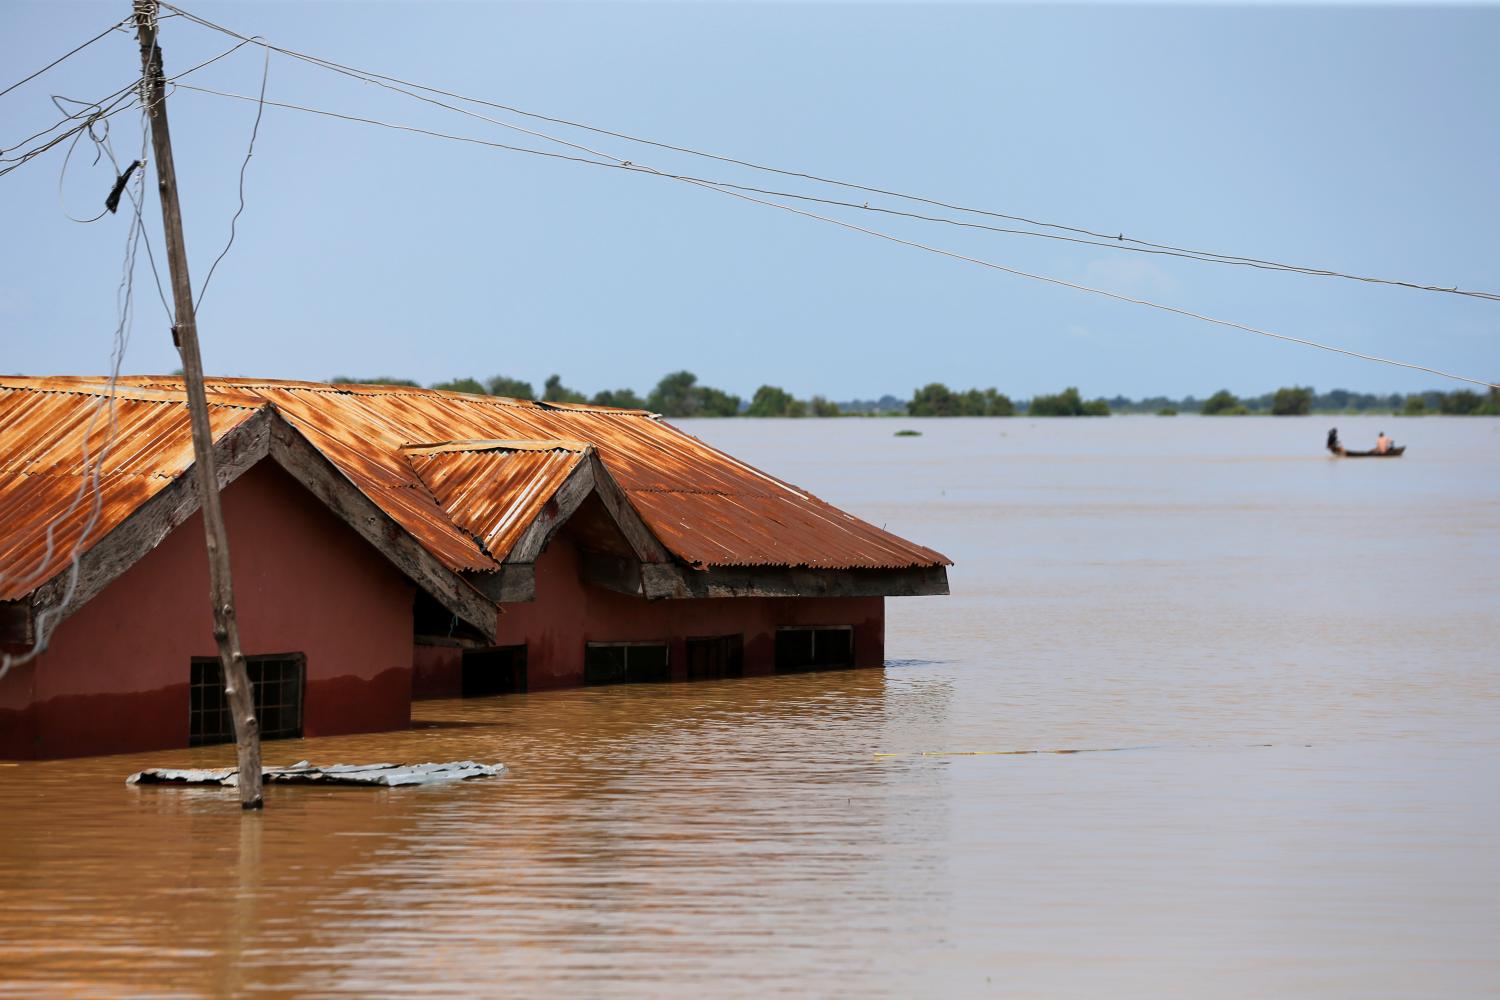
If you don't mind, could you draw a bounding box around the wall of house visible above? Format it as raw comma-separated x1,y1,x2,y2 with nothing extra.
413,534,884,698
0,461,415,760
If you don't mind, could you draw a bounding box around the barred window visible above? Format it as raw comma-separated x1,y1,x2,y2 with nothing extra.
775,626,853,672
189,654,305,747
462,645,528,697
584,642,669,686
685,634,743,681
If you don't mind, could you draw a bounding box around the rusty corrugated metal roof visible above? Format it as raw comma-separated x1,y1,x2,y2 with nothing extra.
0,376,949,599
406,443,587,562
0,379,263,601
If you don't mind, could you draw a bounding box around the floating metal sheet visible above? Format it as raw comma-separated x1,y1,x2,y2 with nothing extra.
126,759,506,787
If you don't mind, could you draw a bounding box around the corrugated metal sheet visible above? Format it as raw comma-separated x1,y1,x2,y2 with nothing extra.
0,380,262,601
0,376,950,600
406,444,587,561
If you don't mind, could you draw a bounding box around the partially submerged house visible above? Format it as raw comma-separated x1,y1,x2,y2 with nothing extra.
0,377,949,759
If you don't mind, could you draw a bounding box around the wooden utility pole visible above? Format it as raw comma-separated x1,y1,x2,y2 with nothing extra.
133,0,263,809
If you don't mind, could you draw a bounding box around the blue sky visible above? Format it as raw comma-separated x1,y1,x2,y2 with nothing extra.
2,1,1496,400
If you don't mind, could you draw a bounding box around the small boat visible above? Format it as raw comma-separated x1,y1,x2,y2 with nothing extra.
1325,428,1404,458
1331,446,1405,458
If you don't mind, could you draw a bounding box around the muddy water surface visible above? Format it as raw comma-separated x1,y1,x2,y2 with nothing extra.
2,416,1497,997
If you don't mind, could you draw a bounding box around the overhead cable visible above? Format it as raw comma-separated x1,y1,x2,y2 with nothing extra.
194,40,270,314
159,0,1500,304
178,83,1500,391
0,18,127,101
0,108,152,681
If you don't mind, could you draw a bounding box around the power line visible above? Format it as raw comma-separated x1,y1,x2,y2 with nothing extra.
194,40,269,314
0,38,253,183
0,18,127,101
158,0,1500,304
177,83,1500,391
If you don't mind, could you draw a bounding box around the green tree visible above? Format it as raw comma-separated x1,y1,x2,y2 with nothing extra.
542,374,587,404
1401,396,1427,416
486,375,534,399
809,395,841,417
1201,389,1247,415
330,375,421,387
590,388,645,409
646,370,741,417
1271,386,1313,416
697,385,743,417
908,383,961,417
1028,387,1110,416
1440,390,1483,415
981,389,1016,417
431,377,486,395
747,385,801,417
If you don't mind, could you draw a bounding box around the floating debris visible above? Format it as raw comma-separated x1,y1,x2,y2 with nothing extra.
894,429,922,437
126,760,505,787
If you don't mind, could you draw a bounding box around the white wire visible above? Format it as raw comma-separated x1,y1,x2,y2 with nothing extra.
157,0,1500,304
0,111,148,680
178,82,1500,392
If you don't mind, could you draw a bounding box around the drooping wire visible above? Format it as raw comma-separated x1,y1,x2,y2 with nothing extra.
194,39,269,314
175,82,1500,392
0,109,152,681
0,37,255,183
157,0,1500,304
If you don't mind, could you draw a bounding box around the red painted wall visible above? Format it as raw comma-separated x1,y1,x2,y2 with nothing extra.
0,461,415,760
413,533,884,697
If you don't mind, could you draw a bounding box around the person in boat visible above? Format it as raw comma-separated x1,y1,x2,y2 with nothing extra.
1326,427,1342,454
1376,431,1392,454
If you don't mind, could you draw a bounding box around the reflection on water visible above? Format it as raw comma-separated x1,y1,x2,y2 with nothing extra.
2,417,1497,997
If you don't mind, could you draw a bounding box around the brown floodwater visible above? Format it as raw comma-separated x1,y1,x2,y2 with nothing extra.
2,416,1497,997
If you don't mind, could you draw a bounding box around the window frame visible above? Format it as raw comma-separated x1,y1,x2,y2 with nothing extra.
189,652,306,747
584,640,670,686
684,633,745,681
460,643,529,698
774,625,855,673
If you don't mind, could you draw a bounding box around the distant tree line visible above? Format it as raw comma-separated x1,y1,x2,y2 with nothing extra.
330,370,733,417
1176,385,1500,416
328,373,1500,418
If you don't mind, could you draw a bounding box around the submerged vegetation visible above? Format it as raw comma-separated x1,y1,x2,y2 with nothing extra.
328,373,1500,418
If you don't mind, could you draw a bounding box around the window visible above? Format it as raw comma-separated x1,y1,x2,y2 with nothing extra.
775,626,854,673
585,642,669,686
462,645,528,697
686,634,743,681
189,654,305,747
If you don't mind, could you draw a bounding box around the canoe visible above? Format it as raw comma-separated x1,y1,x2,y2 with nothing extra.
1329,446,1405,458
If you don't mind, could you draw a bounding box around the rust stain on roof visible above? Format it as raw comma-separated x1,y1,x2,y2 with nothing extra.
0,379,262,601
0,376,950,600
408,446,587,562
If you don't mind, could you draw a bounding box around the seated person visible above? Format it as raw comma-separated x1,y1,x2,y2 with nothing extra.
1376,431,1392,453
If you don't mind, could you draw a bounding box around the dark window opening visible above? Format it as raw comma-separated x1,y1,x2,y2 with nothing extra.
775,626,854,672
686,634,743,681
461,645,528,697
585,642,669,686
189,654,305,747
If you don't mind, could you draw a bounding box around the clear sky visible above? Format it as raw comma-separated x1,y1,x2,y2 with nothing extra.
2,1,1497,401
